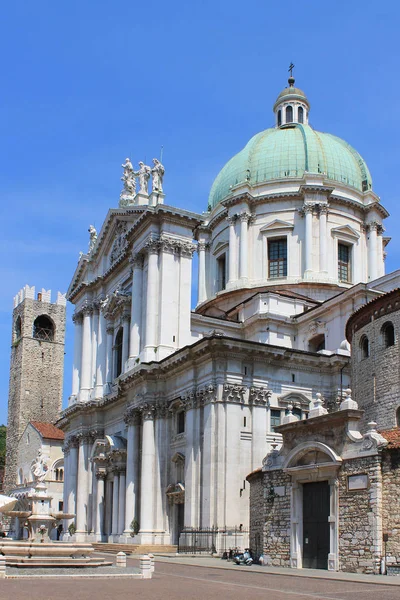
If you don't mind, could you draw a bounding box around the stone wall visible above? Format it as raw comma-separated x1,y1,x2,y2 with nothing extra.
5,297,66,491
350,297,400,431
248,469,264,555
338,456,382,574
262,470,291,567
382,449,400,565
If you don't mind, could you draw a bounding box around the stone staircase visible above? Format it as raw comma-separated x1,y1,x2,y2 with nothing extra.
92,542,177,555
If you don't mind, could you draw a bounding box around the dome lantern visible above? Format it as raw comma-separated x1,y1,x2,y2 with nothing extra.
273,68,310,127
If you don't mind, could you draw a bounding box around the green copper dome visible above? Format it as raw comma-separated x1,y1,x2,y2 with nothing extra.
208,123,372,210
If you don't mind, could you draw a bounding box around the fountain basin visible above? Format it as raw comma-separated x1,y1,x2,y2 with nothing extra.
0,541,111,567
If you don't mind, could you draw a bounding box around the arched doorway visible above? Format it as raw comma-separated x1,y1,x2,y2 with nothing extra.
283,442,342,570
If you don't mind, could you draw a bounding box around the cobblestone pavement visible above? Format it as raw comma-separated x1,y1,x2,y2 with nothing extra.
1,555,400,600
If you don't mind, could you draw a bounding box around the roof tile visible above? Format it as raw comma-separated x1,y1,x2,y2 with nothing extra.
30,421,65,441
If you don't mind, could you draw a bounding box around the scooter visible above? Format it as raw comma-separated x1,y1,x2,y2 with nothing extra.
234,548,253,565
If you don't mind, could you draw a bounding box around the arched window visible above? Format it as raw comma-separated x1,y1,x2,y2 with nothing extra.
396,407,400,427
298,106,304,123
15,316,22,340
277,109,282,126
360,335,369,359
33,315,54,341
114,327,123,378
381,322,395,348
286,105,293,123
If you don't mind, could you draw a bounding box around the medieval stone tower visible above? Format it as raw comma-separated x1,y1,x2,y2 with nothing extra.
4,285,66,491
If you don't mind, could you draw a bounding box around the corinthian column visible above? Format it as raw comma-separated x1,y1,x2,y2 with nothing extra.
118,470,126,535
368,221,379,281
94,307,107,398
122,313,130,373
90,305,99,395
319,204,328,275
144,240,159,357
303,204,314,275
139,405,156,542
239,213,250,280
105,323,114,389
67,437,78,521
227,216,238,284
197,242,207,304
124,409,140,536
75,434,90,540
112,470,119,536
377,228,385,278
128,255,143,363
94,470,106,540
79,305,92,402
71,314,82,399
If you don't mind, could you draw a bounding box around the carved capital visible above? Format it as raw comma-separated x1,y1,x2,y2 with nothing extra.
319,204,329,215
367,221,380,232
106,323,114,335
223,383,246,403
195,384,216,406
96,469,107,481
140,403,156,421
67,435,79,449
144,237,160,254
129,253,144,269
72,312,83,325
180,241,197,257
124,407,141,426
91,301,100,313
155,404,168,418
77,432,92,445
301,204,315,215
122,311,130,323
226,215,237,226
197,241,210,253
239,212,251,223
81,302,93,316
89,429,104,442
182,389,197,410
249,387,271,405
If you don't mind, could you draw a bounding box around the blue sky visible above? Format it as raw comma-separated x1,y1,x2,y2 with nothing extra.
1,1,400,424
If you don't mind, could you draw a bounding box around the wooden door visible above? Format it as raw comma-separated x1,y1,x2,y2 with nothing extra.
302,481,330,569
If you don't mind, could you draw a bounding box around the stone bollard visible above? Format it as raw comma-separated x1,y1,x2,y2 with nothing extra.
140,554,152,579
0,555,6,578
116,552,127,568
148,553,155,573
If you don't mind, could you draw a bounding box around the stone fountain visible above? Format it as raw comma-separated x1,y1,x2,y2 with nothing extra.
0,453,111,568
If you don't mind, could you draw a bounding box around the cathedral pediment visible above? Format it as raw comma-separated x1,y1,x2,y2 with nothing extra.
330,225,360,240
260,219,294,232
213,241,228,255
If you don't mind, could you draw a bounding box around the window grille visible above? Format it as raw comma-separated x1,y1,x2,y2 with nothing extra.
338,243,351,282
268,239,287,278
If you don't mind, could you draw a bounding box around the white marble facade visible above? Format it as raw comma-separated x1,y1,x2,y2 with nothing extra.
59,79,400,548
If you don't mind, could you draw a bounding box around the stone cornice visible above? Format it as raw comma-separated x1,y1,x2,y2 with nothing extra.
57,337,351,425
